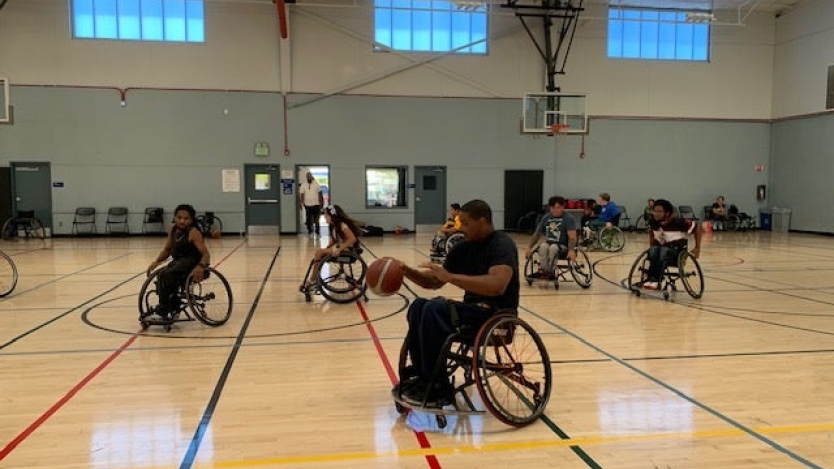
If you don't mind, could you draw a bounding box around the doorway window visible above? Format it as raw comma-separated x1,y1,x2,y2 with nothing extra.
366,166,407,208
255,173,271,190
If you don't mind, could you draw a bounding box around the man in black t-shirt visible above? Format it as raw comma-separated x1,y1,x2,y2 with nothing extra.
393,199,519,405
643,199,702,289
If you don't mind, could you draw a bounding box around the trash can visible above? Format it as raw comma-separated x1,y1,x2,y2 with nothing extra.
759,208,772,231
771,207,792,232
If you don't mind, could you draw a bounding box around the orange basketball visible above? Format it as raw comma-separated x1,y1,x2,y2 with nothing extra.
210,229,221,239
366,257,404,296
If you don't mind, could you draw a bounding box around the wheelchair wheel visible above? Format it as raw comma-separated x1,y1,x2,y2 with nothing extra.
187,267,233,326
523,247,542,286
445,232,465,254
1,218,14,240
568,248,592,288
0,250,19,297
725,214,740,232
598,226,625,252
677,251,704,299
138,270,162,319
472,314,551,427
318,251,368,303
627,249,651,293
634,214,649,231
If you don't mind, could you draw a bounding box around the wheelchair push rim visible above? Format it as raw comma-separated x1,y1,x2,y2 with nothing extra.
627,250,651,293
318,252,367,303
188,267,233,326
677,251,704,299
568,248,593,288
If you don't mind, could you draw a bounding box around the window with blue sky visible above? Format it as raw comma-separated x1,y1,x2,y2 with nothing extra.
374,0,488,54
608,8,709,61
72,0,205,43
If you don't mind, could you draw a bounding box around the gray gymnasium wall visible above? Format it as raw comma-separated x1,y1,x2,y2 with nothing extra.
552,118,771,223
770,113,834,233
0,84,778,234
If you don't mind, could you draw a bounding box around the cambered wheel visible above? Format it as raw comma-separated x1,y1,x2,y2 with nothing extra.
0,250,19,297
445,233,465,255
568,248,592,288
678,251,704,299
598,226,625,252
523,248,542,286
726,214,740,232
634,214,649,231
187,267,233,326
472,314,552,427
138,270,162,318
627,250,651,293
319,252,368,303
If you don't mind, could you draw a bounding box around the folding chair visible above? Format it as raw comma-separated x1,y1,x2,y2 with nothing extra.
142,207,165,234
72,207,97,235
105,207,129,235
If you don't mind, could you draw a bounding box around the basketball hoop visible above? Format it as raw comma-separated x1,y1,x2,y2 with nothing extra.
549,123,570,134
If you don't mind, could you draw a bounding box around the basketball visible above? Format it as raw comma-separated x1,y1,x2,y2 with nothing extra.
366,257,404,296
210,229,221,239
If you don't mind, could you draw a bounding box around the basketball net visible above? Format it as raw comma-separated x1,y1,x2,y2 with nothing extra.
549,123,570,134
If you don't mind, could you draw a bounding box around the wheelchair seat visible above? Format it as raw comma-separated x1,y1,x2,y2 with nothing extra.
524,244,592,289
300,245,368,303
393,301,551,428
2,210,46,240
138,265,233,331
628,244,703,300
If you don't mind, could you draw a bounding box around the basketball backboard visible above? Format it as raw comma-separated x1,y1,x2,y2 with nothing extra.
522,92,587,134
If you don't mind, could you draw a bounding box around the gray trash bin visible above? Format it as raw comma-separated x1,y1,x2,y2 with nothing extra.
771,207,791,232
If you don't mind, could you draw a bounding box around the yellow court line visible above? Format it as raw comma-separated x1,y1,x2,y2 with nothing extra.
194,421,834,468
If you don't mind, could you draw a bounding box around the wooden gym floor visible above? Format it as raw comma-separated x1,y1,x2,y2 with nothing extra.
1,229,832,469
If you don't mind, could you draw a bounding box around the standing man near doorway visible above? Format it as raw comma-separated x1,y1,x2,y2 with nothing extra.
299,172,324,236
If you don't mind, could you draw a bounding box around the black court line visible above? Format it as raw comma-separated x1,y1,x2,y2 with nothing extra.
81,292,409,339
0,253,130,302
179,246,281,469
523,305,828,469
0,271,144,351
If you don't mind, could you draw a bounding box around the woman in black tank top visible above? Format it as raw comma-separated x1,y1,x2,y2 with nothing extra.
147,204,211,318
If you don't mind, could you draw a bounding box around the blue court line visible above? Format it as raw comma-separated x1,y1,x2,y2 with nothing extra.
522,306,828,469
179,246,281,469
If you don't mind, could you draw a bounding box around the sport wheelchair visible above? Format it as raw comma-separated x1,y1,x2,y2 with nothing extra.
138,265,233,331
300,246,368,303
2,210,46,241
429,232,464,263
523,245,592,289
580,215,625,252
627,245,704,300
392,301,552,428
195,211,223,237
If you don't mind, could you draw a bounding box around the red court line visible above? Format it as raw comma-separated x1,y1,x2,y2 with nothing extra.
356,300,442,469
0,334,139,460
0,238,247,461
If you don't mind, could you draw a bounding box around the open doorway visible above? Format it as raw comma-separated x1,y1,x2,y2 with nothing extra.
296,165,330,235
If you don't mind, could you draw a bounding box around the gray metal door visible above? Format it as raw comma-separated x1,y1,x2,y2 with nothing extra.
244,164,280,234
414,166,447,225
11,162,52,228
